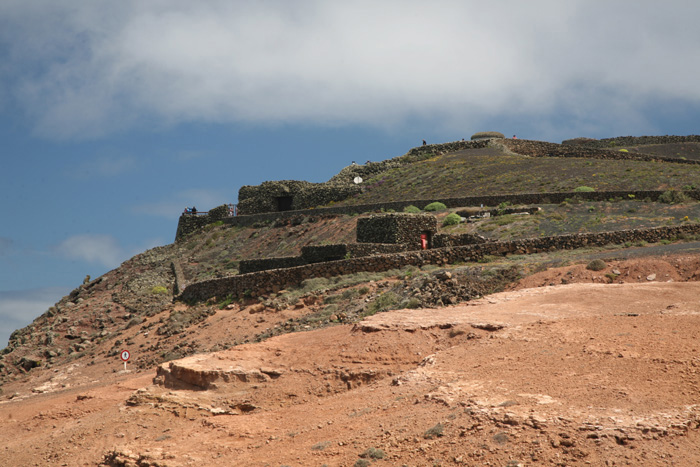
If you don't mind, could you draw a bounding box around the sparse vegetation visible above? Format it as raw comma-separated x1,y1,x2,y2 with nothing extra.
359,447,385,460
586,259,607,271
424,202,447,212
218,294,234,309
658,190,690,204
442,213,461,226
364,291,399,316
424,423,444,439
574,186,595,192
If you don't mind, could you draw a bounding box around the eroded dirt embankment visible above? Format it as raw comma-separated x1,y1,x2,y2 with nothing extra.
2,256,700,466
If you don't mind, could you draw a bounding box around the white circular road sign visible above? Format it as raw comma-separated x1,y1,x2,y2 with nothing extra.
120,350,131,362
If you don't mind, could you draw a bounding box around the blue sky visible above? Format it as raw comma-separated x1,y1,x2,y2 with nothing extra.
1,0,700,347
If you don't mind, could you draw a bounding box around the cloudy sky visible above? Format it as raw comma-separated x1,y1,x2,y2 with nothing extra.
1,0,700,346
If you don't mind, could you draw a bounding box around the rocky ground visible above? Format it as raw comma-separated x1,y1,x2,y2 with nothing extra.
2,255,700,466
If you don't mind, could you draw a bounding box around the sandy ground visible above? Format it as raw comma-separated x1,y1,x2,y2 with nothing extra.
2,259,700,466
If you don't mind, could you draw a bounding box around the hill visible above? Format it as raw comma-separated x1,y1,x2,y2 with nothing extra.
2,135,700,466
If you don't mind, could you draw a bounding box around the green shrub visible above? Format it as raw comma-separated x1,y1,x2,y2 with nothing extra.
574,186,595,192
401,297,422,309
442,213,461,226
151,286,169,295
423,423,444,439
218,294,234,309
605,273,619,281
658,190,690,204
586,259,607,271
365,291,399,315
403,205,421,213
424,202,447,212
359,447,385,460
496,201,512,215
619,148,628,152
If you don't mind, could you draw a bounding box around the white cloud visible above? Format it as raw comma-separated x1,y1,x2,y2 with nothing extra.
0,287,69,348
3,1,700,139
55,234,124,268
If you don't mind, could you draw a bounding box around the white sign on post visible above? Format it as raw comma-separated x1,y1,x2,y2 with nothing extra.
120,349,130,371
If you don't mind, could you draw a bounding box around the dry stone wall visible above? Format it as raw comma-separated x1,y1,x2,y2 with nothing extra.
174,204,232,240
176,190,700,241
239,242,409,274
238,256,306,275
562,135,700,148
432,233,487,248
176,135,700,240
500,139,700,165
179,223,700,303
237,140,490,216
356,213,438,247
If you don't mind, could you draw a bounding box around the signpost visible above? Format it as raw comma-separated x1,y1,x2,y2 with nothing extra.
120,349,130,371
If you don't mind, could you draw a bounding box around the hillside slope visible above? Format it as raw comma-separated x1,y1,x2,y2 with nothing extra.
2,257,700,466
2,136,700,465
334,144,700,207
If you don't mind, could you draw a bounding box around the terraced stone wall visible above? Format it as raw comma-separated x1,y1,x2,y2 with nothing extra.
239,243,408,274
236,140,490,216
501,139,700,165
432,233,487,248
562,135,700,148
179,223,700,302
177,190,700,241
238,256,306,275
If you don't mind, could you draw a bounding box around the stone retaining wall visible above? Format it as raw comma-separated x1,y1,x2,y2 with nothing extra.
179,223,700,303
562,135,700,148
500,139,700,165
176,190,700,241
170,261,187,295
239,242,409,274
238,256,306,275
236,140,491,216
432,233,487,248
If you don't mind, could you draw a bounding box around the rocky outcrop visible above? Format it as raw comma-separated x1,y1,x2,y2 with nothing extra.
154,355,284,390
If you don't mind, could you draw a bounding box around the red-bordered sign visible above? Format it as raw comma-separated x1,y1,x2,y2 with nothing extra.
120,349,131,362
